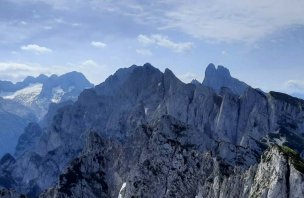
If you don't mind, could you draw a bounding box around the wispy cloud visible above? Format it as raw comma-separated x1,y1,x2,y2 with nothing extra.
284,80,304,93
15,0,76,10
0,62,51,82
6,0,304,43
137,35,155,45
221,50,228,55
0,21,38,44
136,0,304,42
127,1,304,42
21,44,52,54
178,72,202,83
68,59,107,84
138,34,193,52
91,41,107,48
136,48,152,56
0,60,106,85
81,59,99,67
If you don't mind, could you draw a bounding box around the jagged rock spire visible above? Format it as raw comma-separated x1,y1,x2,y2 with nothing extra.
202,63,249,95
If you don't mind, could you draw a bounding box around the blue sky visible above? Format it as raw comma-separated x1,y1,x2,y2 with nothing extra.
0,0,304,95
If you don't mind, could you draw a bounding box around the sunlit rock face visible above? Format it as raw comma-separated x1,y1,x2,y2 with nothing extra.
1,63,304,198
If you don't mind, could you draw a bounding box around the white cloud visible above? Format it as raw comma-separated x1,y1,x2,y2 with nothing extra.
73,59,107,84
7,0,304,43
54,18,64,24
43,26,53,30
81,59,99,67
91,41,107,48
99,0,304,43
0,60,107,85
136,48,152,56
284,80,304,93
0,62,51,82
8,0,304,42
137,35,155,45
178,72,202,83
137,34,193,52
221,50,228,55
21,44,52,54
71,23,81,27
139,0,304,42
0,21,38,44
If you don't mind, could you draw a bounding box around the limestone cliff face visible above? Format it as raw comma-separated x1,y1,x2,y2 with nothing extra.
39,132,110,198
196,146,304,198
1,63,304,197
40,119,304,198
14,123,42,158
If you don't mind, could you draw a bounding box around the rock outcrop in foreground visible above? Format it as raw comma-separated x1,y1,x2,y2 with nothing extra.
1,63,304,198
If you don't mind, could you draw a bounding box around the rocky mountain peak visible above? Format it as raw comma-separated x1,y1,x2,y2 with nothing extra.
190,79,201,86
203,63,249,95
205,63,231,78
58,71,90,83
217,65,231,76
96,63,163,97
164,68,183,85
164,68,179,82
0,71,93,158
142,62,154,68
2,63,304,197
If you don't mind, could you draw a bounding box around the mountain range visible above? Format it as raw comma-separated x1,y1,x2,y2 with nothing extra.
0,72,93,157
1,63,304,198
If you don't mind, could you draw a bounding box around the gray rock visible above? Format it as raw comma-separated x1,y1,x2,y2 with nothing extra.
2,63,304,198
196,146,304,198
0,98,36,157
202,63,249,95
0,72,93,158
0,187,26,198
15,123,43,158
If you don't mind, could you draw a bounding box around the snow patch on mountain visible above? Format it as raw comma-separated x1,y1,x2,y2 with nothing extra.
118,182,126,198
1,83,43,106
4,63,304,197
0,72,93,157
51,86,65,103
144,107,149,115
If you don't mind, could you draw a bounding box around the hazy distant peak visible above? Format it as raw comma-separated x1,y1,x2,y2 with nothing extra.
203,63,249,95
190,79,201,86
37,74,48,80
164,68,182,84
60,71,85,78
142,62,154,68
205,63,231,78
164,68,175,76
205,63,216,73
